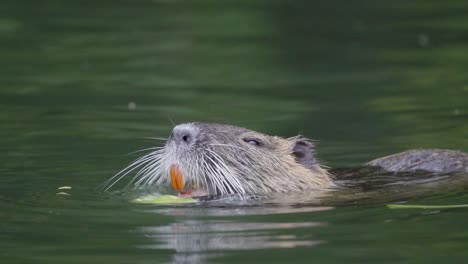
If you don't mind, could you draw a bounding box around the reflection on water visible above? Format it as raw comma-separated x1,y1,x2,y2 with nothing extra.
148,204,334,217
138,219,324,263
134,202,332,263
139,220,324,250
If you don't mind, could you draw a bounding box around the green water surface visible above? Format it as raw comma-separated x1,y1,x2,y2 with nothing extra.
1,0,468,263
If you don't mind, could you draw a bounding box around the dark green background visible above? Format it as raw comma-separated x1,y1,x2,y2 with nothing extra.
1,0,467,263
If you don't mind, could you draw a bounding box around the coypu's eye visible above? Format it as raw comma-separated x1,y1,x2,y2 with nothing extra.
243,138,262,147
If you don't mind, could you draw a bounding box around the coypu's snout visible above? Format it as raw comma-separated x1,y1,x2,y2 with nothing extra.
167,124,207,196
168,124,197,146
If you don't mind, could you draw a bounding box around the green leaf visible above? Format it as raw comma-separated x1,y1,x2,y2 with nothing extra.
132,194,196,204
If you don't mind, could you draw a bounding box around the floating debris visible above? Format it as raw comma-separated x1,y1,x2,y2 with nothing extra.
128,102,137,111
387,204,468,209
417,33,430,47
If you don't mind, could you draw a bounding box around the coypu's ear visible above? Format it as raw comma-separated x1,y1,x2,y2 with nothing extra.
291,137,317,170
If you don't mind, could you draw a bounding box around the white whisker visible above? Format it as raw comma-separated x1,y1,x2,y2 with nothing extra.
128,146,164,155
143,137,167,141
206,149,245,194
201,157,225,194
101,149,164,191
130,157,163,188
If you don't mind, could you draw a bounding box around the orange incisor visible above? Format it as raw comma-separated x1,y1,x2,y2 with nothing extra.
170,165,185,191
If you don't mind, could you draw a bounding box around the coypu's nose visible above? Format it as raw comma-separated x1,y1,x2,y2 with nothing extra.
170,124,195,145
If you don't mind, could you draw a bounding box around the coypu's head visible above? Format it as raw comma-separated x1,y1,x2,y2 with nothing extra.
108,122,332,196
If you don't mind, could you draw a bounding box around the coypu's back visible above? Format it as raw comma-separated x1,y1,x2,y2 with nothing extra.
367,149,468,173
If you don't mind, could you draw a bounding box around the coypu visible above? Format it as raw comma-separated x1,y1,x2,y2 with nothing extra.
106,122,468,197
